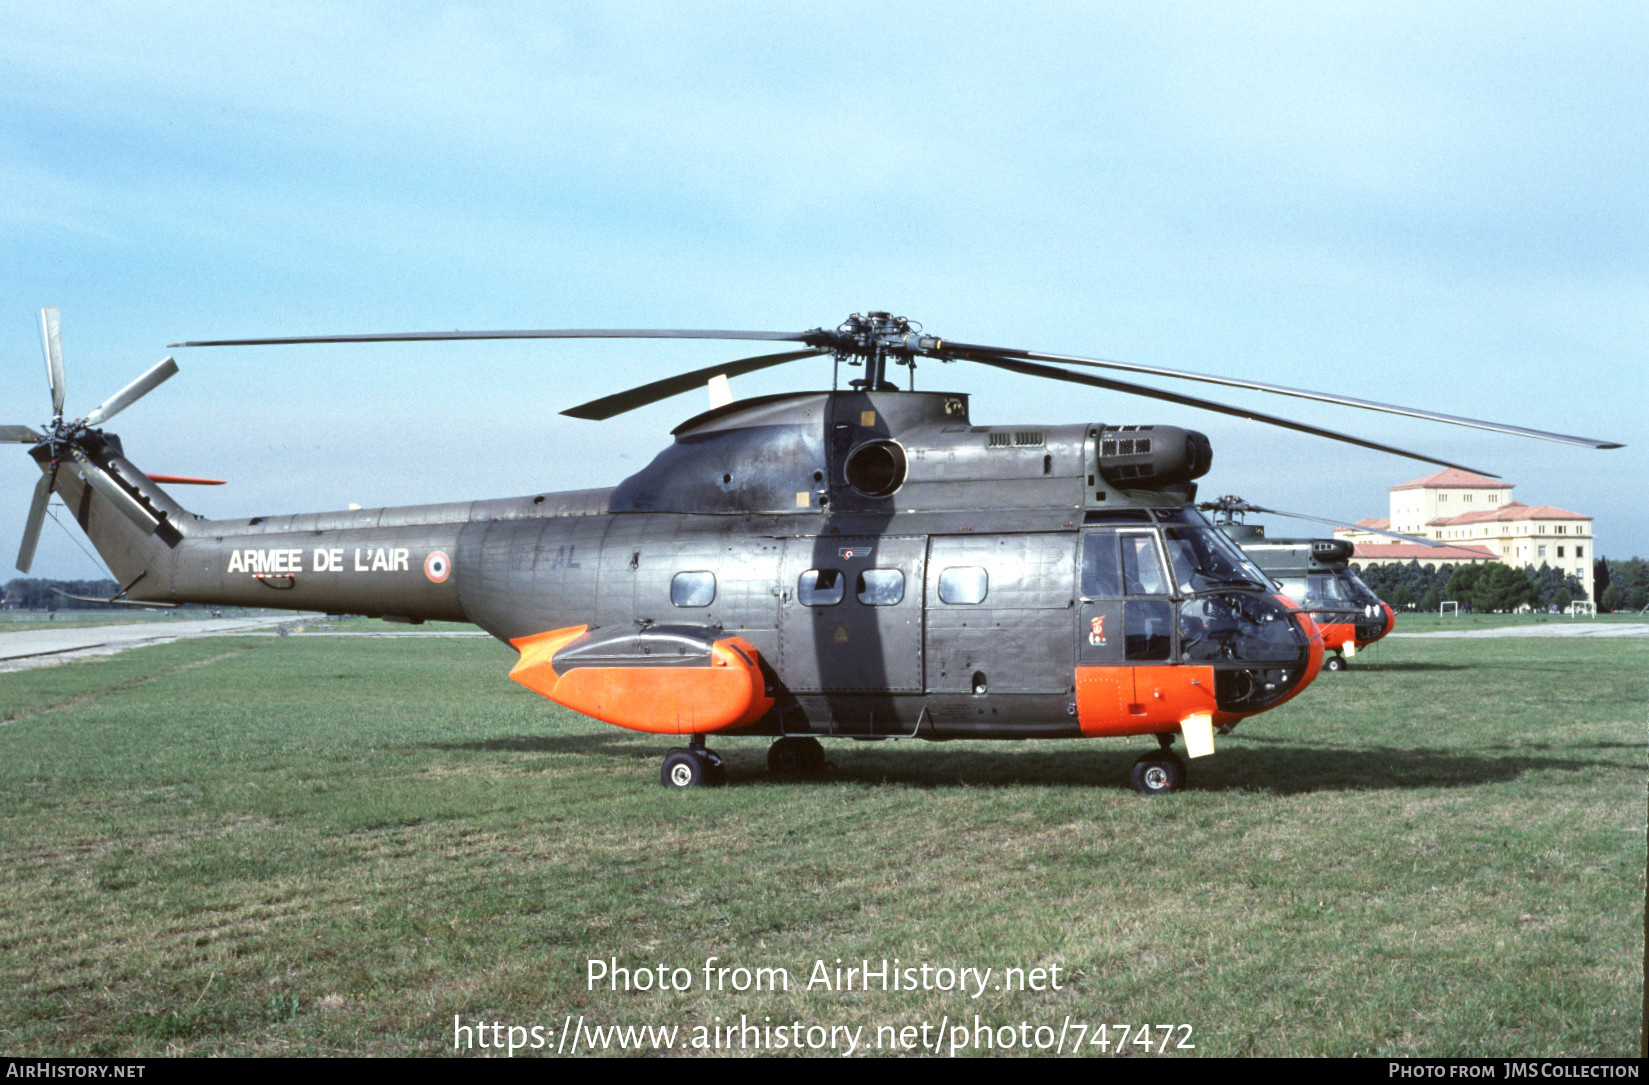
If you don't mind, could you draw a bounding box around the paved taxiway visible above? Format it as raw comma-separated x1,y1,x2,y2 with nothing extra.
0,616,293,672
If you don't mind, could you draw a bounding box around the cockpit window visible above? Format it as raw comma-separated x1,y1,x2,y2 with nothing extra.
1344,571,1381,608
1277,577,1310,604
1122,534,1167,594
1163,527,1271,594
1081,535,1122,597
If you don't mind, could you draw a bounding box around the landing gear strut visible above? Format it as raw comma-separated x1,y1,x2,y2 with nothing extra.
660,737,725,789
767,735,826,774
1130,749,1187,795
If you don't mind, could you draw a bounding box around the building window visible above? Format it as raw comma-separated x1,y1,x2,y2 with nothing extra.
1463,494,1472,503
1577,546,1584,559
1557,546,1565,558
1537,546,1546,559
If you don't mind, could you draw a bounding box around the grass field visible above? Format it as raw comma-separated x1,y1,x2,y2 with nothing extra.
0,630,1642,1057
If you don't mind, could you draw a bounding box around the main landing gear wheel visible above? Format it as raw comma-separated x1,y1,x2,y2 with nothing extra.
767,736,826,774
1130,750,1187,796
1324,655,1347,672
661,746,725,789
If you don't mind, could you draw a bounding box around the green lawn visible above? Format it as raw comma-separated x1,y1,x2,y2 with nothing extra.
0,632,1642,1056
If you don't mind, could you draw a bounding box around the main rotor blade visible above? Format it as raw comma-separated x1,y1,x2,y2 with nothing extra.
16,469,53,572
562,349,825,421
965,353,1501,477
941,340,1623,450
40,307,65,416
1217,500,1444,547
83,357,179,428
170,328,821,348
1,425,42,444
71,456,161,536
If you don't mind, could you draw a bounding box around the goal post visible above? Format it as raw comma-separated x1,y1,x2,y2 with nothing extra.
1440,601,1459,616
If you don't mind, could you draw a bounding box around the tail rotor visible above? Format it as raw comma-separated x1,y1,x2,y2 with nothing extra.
8,307,177,572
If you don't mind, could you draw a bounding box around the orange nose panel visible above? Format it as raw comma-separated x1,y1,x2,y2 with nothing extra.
1074,665,1218,737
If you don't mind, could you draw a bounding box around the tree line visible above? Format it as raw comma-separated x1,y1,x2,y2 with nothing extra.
1595,558,1649,612
2,578,124,610
1353,559,1642,613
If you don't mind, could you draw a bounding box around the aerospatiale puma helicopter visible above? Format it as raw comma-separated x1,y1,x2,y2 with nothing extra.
1203,496,1429,672
6,309,1622,793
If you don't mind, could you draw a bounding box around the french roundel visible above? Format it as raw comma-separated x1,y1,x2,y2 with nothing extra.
424,550,452,583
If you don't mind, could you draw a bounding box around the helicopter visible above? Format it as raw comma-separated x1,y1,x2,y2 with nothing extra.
1201,496,1423,672
5,309,1622,793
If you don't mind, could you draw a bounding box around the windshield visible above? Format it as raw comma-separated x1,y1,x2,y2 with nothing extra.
1163,527,1272,594
1344,570,1382,608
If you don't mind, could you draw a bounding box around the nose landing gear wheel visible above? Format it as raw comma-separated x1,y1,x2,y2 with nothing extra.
767,736,826,774
661,746,725,789
1324,654,1347,672
1130,750,1187,795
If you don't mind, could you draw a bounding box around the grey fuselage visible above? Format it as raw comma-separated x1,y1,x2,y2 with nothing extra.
48,389,1312,738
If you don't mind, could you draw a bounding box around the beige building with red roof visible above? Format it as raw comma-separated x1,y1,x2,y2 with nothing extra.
1335,469,1595,598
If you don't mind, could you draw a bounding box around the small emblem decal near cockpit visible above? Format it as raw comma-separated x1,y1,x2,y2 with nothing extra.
839,547,872,560
1088,616,1107,646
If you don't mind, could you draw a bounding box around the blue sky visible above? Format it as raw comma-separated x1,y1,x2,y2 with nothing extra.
5,2,1644,581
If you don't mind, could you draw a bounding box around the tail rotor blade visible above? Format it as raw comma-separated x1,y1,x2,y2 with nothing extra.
40,307,65,417
1,425,42,444
72,457,161,536
84,357,179,428
16,469,54,572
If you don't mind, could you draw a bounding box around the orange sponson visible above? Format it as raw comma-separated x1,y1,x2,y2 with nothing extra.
1075,665,1219,737
508,626,772,735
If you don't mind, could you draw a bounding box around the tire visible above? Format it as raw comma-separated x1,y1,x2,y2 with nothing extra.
768,736,825,774
1324,655,1346,672
661,748,721,789
1130,751,1186,795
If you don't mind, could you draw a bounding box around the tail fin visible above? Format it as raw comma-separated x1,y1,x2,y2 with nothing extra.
33,431,192,601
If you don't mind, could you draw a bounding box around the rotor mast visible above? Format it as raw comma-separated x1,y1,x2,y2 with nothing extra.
819,311,940,392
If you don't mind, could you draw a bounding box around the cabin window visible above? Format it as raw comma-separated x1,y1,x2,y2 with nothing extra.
856,569,905,606
798,569,845,606
670,571,716,607
938,566,988,605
